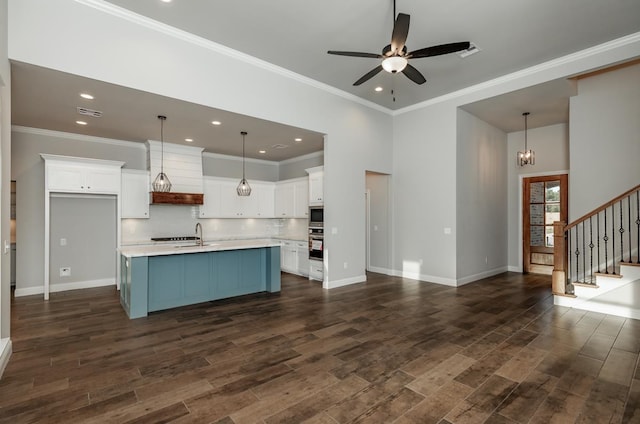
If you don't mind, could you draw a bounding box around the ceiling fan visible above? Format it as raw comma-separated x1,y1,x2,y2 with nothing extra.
327,1,471,86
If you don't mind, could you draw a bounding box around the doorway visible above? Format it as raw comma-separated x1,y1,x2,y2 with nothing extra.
365,172,391,274
523,174,568,274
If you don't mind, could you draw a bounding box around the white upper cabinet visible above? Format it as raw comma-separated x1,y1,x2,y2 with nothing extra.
42,154,123,194
306,166,323,205
200,177,275,218
121,170,149,218
275,177,308,218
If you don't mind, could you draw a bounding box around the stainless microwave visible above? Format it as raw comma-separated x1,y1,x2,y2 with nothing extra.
309,206,323,227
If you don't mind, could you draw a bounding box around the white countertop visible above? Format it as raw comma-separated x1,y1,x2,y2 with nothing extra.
119,238,282,258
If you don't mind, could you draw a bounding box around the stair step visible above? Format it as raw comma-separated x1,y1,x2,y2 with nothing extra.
553,291,577,298
595,272,623,279
620,261,640,267
573,282,600,289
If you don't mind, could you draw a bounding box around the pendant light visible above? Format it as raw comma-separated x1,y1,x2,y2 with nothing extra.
237,131,251,196
152,115,172,192
517,112,535,166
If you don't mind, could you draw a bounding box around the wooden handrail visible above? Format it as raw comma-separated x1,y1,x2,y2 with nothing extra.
565,183,640,231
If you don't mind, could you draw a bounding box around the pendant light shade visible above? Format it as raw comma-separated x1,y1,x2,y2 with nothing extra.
517,112,535,166
237,131,251,196
152,115,172,192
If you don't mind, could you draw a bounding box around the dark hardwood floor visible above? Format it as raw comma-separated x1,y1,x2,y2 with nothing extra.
1,271,639,423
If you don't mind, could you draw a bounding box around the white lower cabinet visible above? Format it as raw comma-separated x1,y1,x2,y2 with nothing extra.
296,241,309,277
309,260,323,281
280,239,310,277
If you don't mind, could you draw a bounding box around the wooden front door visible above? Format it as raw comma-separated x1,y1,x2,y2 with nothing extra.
523,175,568,274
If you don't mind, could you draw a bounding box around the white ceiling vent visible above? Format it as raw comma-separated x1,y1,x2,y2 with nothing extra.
458,43,481,58
272,144,288,149
76,107,103,118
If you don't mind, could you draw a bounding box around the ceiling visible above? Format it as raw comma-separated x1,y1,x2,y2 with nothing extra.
10,0,640,159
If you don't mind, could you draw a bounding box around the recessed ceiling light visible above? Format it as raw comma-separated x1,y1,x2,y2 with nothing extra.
374,87,383,92
160,0,172,3
211,121,221,126
76,120,87,125
294,138,302,142
259,150,266,154
185,138,193,142
80,93,94,100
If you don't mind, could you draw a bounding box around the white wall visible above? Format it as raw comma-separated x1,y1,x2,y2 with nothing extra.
0,0,10,341
569,63,640,220
8,0,393,288
203,153,279,182
280,152,324,181
49,195,116,286
506,123,569,271
456,109,508,283
366,172,390,272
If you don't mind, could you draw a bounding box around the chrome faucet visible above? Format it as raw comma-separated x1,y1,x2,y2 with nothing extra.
195,222,203,246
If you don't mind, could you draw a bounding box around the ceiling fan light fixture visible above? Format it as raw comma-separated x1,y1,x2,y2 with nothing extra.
382,56,408,73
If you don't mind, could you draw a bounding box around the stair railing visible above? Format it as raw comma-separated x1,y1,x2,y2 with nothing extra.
552,184,640,296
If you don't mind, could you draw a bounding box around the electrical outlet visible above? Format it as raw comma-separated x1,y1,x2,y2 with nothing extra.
485,256,488,264
60,267,71,277
343,262,348,269
60,238,67,246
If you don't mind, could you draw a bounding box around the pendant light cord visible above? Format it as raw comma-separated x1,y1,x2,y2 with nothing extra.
523,112,529,151
241,131,247,179
158,115,166,174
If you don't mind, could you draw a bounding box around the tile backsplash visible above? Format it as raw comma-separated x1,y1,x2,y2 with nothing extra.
121,205,308,245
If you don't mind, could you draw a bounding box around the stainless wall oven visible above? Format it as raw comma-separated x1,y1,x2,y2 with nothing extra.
308,227,323,260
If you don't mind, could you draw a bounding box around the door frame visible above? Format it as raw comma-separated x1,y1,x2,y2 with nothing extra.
522,173,568,273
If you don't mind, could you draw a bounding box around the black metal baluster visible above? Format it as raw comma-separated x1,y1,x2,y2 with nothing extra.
597,212,601,272
619,200,625,265
612,204,617,275
589,216,594,283
575,225,580,283
582,222,586,283
603,209,609,274
628,196,632,263
568,227,572,285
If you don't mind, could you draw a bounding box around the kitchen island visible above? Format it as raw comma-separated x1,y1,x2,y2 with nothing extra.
119,239,281,319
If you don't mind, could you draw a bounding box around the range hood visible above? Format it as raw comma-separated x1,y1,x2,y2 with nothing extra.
147,141,205,205
150,192,204,205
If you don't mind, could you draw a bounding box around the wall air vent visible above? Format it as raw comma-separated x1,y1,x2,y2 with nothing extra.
76,107,103,118
271,144,288,149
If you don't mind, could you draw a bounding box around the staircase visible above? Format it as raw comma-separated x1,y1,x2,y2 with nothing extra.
552,184,640,319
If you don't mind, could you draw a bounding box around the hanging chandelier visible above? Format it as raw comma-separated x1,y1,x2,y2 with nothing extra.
152,115,172,192
517,112,535,166
237,131,251,196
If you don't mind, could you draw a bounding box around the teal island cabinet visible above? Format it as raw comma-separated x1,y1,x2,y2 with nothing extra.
119,239,281,319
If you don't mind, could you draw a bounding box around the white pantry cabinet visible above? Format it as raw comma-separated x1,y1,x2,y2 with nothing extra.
121,170,149,218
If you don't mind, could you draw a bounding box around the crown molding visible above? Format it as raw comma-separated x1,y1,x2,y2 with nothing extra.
12,125,145,149
75,0,393,116
278,150,324,165
394,31,640,116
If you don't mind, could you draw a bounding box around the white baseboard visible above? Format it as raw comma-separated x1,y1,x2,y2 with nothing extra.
389,269,458,287
455,266,509,287
14,279,115,297
0,338,12,378
324,274,367,289
367,266,394,275
507,265,521,272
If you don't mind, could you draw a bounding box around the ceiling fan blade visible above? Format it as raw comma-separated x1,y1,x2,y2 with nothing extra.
408,42,471,59
327,50,382,59
402,64,426,85
390,13,410,53
353,65,383,86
